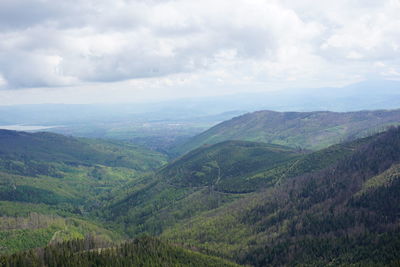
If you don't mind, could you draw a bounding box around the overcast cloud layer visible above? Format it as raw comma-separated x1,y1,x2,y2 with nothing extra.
0,0,399,104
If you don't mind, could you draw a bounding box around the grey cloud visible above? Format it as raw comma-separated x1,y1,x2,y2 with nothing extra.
0,0,92,31
0,0,399,90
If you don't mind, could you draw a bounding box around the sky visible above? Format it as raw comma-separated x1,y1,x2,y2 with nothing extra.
0,0,399,105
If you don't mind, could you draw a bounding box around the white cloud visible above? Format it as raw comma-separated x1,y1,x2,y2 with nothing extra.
0,0,399,103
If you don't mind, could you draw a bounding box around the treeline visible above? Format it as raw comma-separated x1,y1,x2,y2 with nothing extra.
0,236,239,267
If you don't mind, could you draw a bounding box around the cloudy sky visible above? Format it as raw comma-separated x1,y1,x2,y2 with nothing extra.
0,0,399,105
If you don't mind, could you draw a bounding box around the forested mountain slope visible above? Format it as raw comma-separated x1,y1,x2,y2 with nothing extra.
159,141,301,192
105,134,368,240
176,109,400,154
0,130,166,171
163,126,400,266
106,141,305,236
0,130,167,254
0,130,166,207
0,236,241,267
2,126,400,266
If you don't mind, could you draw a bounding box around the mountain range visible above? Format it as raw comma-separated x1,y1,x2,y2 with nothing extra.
0,107,400,266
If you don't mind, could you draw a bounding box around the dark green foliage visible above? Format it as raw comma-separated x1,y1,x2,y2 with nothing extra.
0,213,121,255
0,226,59,255
241,231,400,266
160,140,301,193
2,123,400,266
0,130,167,255
0,129,168,214
164,127,400,266
237,128,400,266
109,182,240,237
0,236,240,267
0,160,63,178
106,141,309,237
0,129,167,215
0,185,77,205
278,136,372,178
176,109,400,154
0,129,167,171
350,170,400,220
106,130,369,240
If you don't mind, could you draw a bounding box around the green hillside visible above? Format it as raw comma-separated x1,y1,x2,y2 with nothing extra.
0,130,167,207
2,124,400,266
159,140,302,193
0,213,120,255
106,136,361,238
175,109,400,154
0,130,167,171
0,130,168,254
106,141,302,236
163,126,400,266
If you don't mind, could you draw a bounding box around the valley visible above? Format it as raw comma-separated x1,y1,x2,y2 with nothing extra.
0,109,399,266
2,1,399,265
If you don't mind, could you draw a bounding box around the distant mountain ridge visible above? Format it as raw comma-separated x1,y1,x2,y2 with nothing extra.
1,80,399,126
175,109,400,154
